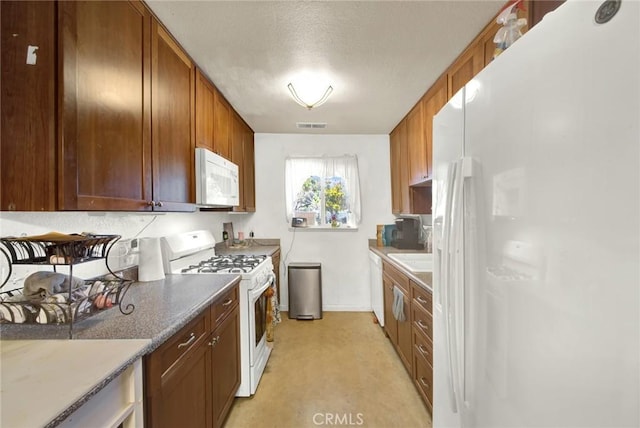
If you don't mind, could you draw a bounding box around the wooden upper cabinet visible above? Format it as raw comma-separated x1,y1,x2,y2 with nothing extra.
447,42,484,99
390,120,410,214
423,75,448,180
58,0,153,210
151,19,196,211
407,102,427,186
195,68,215,152
213,89,231,160
481,20,504,67
1,1,56,211
529,0,564,27
390,123,403,215
242,125,256,212
231,113,256,213
230,111,245,210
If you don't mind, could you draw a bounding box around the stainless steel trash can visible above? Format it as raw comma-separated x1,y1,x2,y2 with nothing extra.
288,262,322,320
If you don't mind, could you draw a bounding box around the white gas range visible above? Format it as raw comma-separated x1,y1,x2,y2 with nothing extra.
160,230,274,397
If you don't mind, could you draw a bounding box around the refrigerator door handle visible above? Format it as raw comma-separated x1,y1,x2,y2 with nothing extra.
450,158,468,407
442,161,460,413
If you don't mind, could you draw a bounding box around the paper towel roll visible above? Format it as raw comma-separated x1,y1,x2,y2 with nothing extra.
138,238,165,282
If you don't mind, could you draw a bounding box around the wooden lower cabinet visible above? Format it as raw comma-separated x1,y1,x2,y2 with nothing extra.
382,259,434,412
211,305,240,427
382,262,412,374
271,249,281,301
145,283,240,428
411,280,433,413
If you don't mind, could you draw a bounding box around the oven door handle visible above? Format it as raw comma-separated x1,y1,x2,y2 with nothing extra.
249,273,275,300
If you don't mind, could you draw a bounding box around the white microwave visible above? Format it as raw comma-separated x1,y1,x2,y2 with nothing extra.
195,148,239,207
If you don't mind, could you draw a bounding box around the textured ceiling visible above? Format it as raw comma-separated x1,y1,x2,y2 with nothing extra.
146,1,505,134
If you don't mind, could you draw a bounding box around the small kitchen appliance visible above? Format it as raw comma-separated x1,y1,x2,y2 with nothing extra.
195,148,239,207
392,217,422,249
160,230,275,397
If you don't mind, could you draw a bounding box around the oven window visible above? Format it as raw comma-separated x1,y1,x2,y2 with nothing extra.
254,290,268,345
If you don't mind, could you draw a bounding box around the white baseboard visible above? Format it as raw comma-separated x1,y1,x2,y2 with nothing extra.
278,305,372,312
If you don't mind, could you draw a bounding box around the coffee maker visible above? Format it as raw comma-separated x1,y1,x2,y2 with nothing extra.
392,216,423,249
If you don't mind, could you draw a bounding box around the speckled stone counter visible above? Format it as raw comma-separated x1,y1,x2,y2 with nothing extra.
368,240,433,292
215,239,280,257
0,273,240,427
0,274,240,350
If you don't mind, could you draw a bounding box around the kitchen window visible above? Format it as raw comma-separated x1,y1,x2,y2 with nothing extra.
285,156,361,228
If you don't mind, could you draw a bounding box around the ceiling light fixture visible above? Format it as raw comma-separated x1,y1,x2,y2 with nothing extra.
287,83,333,110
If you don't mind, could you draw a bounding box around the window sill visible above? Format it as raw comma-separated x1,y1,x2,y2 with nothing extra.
288,225,359,232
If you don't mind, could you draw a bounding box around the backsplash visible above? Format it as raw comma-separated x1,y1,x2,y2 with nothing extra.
0,211,238,287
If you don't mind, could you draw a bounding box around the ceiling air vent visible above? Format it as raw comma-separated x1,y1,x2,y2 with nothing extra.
296,122,327,129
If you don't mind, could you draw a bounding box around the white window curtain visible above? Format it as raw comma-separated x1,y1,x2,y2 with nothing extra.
285,155,362,227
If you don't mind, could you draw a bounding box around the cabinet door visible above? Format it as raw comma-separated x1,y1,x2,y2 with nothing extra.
447,42,484,99
390,120,410,214
151,340,211,428
230,111,245,210
145,312,212,428
59,0,152,211
211,305,240,428
397,290,413,373
383,274,398,345
242,125,256,212
407,102,427,185
272,249,281,301
195,68,215,152
423,75,448,180
1,1,56,211
213,89,231,160
151,20,195,211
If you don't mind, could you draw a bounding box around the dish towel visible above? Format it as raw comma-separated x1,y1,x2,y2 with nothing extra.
392,285,406,322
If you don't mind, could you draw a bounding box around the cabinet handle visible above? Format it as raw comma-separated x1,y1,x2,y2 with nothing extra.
155,201,163,208
418,320,429,329
418,344,429,356
420,377,430,388
178,332,196,349
147,201,155,207
416,296,429,305
209,335,221,347
222,298,233,307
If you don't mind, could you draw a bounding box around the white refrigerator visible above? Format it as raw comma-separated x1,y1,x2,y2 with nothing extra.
432,1,639,427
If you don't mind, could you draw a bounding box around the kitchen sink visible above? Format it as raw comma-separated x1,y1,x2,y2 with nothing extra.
388,253,433,273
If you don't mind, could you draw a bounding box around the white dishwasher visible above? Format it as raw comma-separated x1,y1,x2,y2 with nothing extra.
369,250,384,327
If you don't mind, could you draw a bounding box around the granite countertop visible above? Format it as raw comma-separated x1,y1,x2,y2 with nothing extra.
0,274,240,350
1,339,150,428
215,239,280,257
0,274,240,427
368,240,433,292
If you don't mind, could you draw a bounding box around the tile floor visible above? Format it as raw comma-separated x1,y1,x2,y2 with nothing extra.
224,312,432,428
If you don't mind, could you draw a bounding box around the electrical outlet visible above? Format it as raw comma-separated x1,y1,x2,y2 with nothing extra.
108,239,139,271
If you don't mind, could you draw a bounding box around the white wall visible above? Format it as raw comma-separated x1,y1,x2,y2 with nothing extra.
232,133,396,311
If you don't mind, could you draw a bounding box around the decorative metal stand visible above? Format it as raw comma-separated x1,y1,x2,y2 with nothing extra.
0,233,135,338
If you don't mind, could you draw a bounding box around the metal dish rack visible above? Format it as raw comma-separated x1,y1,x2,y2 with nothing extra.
0,233,135,337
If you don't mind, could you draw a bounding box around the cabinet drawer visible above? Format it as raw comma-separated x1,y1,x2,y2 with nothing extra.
383,261,409,294
414,351,433,409
412,302,433,340
156,312,208,375
413,327,433,367
212,284,239,327
411,282,432,314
